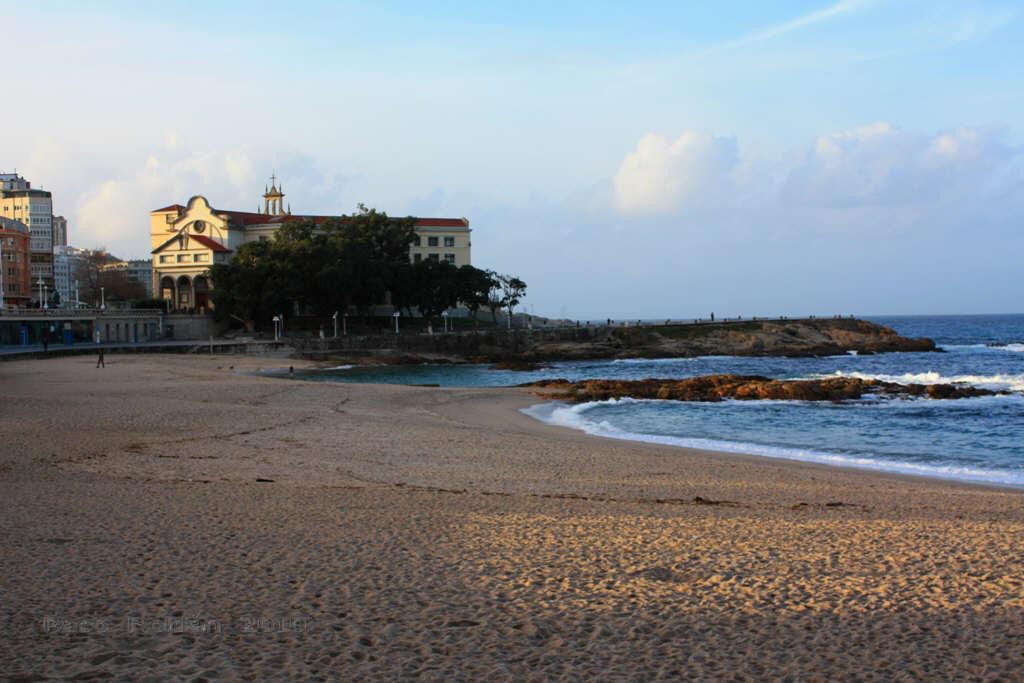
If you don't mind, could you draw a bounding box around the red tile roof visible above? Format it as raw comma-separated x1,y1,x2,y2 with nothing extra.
218,210,286,226
188,233,231,253
216,211,468,229
151,231,231,254
152,203,469,229
414,218,469,228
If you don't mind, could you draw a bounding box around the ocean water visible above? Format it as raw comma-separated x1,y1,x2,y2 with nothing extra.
304,315,1024,487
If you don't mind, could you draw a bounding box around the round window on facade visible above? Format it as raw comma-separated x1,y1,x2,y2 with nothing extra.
193,220,206,233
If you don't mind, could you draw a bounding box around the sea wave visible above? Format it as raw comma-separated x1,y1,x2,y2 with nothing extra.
807,370,1024,393
992,343,1024,353
322,364,355,371
521,400,1024,487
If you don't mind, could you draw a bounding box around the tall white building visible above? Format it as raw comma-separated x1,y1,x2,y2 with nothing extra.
0,173,54,304
52,245,88,306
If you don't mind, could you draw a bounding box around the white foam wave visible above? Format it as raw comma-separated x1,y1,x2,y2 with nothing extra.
522,401,1024,487
941,343,1024,353
323,364,355,371
808,370,1024,393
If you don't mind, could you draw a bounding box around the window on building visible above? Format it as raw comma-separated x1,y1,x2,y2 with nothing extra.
194,254,207,262
413,253,422,263
428,253,439,262
176,254,187,263
444,253,456,264
412,235,422,247
427,236,439,247
160,255,173,263
444,236,455,247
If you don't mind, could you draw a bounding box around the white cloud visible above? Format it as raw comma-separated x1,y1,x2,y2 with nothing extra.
612,131,739,214
611,122,1020,220
49,139,356,258
783,123,1017,208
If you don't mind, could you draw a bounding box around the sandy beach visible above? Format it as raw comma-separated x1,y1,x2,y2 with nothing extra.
2,353,1023,680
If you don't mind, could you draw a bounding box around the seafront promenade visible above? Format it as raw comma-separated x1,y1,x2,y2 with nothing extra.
0,338,289,360
0,313,880,362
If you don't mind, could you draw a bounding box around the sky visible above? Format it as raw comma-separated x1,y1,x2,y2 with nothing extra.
6,0,1024,318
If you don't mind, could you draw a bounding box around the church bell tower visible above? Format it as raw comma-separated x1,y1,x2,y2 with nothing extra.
262,174,289,216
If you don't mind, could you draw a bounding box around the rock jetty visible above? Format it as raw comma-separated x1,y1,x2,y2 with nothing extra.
524,374,1001,403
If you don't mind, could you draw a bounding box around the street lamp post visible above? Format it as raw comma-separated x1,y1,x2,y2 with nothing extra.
272,315,281,341
100,286,106,311
393,310,400,335
441,310,450,333
36,277,45,309
332,311,338,339
342,312,348,336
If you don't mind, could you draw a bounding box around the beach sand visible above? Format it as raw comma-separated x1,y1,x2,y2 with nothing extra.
1,354,1022,680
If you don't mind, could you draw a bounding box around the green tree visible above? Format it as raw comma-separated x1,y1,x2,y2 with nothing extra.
209,240,292,327
500,275,527,327
207,205,524,334
456,266,495,321
485,270,504,323
411,260,461,326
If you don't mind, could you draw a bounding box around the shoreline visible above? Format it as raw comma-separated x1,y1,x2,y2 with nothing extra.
516,394,1024,493
449,384,1024,497
291,360,1024,493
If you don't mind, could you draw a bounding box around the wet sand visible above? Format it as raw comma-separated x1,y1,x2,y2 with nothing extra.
1,354,1022,680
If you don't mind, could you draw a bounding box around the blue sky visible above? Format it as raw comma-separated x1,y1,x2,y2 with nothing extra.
7,1,1024,317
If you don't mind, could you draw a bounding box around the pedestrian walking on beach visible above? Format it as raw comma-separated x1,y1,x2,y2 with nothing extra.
42,335,49,352
96,348,105,368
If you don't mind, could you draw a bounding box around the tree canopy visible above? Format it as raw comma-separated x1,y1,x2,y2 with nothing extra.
74,249,147,305
209,206,524,330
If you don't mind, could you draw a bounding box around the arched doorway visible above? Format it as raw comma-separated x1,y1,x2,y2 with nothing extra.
160,276,175,307
176,275,193,312
193,275,211,313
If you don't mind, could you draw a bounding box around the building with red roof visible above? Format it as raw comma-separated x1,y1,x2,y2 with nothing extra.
149,177,472,312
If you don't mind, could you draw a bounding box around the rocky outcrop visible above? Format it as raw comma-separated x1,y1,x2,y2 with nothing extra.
525,374,1000,403
521,319,937,361
297,318,936,366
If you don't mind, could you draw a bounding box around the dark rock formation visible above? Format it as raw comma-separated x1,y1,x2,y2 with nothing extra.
296,318,937,365
510,318,936,362
524,374,1001,403
490,360,549,371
